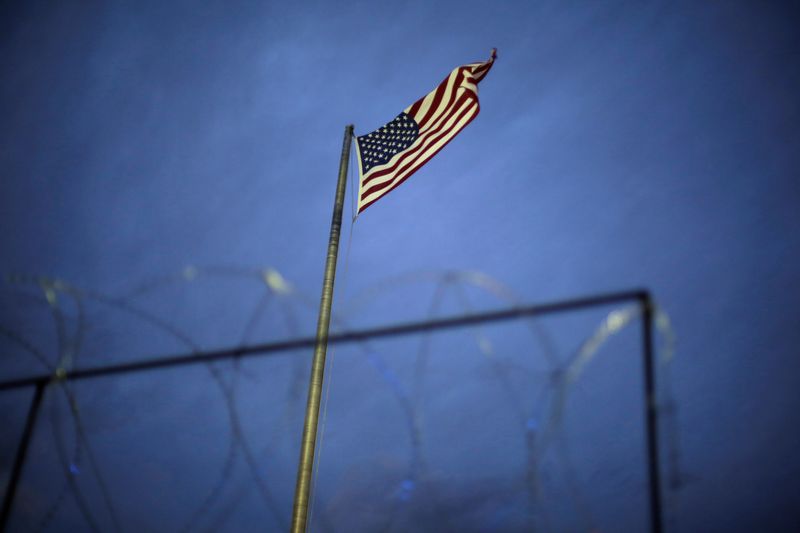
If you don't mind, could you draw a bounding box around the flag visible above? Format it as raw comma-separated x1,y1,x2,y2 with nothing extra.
355,49,497,214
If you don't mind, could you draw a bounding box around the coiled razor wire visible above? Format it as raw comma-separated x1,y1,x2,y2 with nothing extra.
0,268,681,532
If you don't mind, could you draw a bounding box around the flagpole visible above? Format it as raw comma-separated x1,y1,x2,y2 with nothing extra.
290,124,354,533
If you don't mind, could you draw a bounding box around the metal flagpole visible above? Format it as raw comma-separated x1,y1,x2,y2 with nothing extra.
290,124,354,533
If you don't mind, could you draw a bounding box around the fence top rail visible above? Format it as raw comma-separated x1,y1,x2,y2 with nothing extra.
0,289,649,392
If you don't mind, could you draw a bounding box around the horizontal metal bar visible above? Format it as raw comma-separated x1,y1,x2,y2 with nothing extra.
0,289,648,391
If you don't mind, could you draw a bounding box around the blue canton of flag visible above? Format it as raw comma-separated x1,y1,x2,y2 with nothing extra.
357,113,420,174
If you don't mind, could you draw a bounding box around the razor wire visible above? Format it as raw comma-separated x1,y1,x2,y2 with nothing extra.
0,268,681,532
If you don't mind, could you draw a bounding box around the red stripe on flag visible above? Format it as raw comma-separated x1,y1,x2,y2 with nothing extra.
416,69,466,129
415,71,455,128
407,98,424,118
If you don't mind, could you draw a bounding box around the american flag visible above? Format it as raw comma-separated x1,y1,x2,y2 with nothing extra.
355,49,496,214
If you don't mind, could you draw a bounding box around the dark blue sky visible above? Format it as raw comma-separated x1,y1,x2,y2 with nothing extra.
1,1,799,531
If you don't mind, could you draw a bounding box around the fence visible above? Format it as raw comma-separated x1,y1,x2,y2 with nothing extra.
0,270,676,532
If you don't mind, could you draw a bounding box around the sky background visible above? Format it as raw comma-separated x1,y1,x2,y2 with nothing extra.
1,1,799,532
